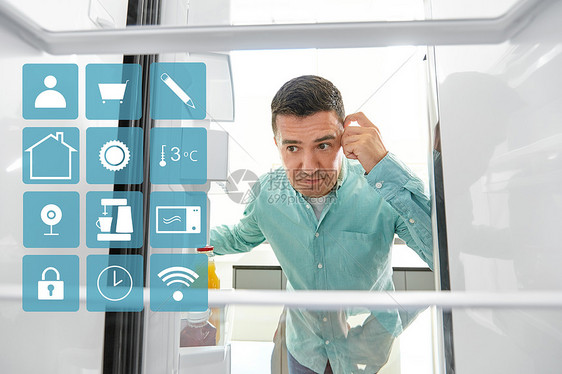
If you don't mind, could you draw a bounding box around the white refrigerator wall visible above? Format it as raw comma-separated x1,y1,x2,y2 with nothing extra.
432,1,562,373
0,49,108,374
0,2,128,373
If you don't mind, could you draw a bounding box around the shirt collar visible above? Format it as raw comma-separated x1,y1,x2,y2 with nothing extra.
336,156,347,189
328,156,348,199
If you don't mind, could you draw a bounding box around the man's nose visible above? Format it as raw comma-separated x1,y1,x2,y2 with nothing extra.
301,150,318,174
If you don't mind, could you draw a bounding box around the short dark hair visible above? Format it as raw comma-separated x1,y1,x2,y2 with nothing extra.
271,75,345,136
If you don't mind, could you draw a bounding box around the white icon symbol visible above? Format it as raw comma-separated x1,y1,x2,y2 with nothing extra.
156,206,201,234
98,80,129,104
159,145,167,167
99,140,130,171
25,132,77,180
38,267,64,300
158,144,198,167
96,198,133,241
41,204,62,236
97,265,133,301
157,266,199,302
35,75,67,108
160,73,196,109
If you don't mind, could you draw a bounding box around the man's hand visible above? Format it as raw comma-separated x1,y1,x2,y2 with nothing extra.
342,112,388,174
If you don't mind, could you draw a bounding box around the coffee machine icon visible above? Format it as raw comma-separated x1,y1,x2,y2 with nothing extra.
96,198,133,241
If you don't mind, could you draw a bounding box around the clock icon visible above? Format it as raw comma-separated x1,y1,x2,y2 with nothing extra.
97,265,133,301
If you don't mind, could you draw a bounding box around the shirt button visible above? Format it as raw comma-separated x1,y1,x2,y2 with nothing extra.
315,232,320,238
325,340,330,345
375,182,383,189
323,317,328,322
306,205,310,209
409,218,415,224
318,263,323,269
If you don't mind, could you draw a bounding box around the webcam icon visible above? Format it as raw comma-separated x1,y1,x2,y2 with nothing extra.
23,191,79,248
41,204,62,236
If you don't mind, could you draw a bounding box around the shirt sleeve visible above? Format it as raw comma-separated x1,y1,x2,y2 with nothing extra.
365,152,434,269
210,194,266,255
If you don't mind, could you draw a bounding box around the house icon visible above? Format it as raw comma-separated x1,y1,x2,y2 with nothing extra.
25,132,77,180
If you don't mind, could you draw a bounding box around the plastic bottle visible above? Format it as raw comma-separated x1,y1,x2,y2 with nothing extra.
197,246,221,344
180,309,217,347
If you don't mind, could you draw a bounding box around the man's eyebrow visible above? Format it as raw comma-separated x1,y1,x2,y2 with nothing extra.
281,135,336,145
314,135,336,143
281,139,302,145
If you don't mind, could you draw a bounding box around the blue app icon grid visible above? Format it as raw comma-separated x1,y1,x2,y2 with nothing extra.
23,191,80,248
150,62,206,120
150,127,207,184
149,191,207,248
86,191,143,248
87,255,143,312
150,253,208,312
22,63,78,120
22,255,79,312
86,64,142,120
22,127,79,184
86,127,143,184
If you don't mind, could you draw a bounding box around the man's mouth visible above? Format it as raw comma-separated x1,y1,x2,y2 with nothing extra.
301,178,322,184
291,170,336,189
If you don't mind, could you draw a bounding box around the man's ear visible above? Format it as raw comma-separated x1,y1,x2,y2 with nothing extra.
274,136,278,147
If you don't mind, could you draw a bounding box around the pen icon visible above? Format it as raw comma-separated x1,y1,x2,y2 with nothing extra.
160,73,196,109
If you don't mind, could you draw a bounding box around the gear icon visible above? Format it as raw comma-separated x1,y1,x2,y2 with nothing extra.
99,140,130,171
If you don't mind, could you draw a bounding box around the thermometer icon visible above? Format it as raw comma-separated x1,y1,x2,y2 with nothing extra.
159,145,167,167
160,73,196,109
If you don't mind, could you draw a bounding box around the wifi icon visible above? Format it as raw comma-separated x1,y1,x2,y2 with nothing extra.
157,266,199,302
150,254,208,312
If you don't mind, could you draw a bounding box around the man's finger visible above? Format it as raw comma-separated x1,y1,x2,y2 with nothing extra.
342,140,360,160
344,112,376,128
344,150,359,160
342,126,370,138
341,134,362,147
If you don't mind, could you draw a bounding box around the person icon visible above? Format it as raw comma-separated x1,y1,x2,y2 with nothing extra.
34,75,67,108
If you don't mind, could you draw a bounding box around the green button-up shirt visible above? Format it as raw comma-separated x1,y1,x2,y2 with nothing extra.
211,153,433,373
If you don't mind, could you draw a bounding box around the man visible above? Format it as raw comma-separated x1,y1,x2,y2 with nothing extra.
211,75,433,373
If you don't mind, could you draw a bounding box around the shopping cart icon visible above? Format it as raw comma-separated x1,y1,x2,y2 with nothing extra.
98,80,129,103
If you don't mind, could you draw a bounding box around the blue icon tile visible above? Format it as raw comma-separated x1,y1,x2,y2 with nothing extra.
150,63,206,120
150,127,207,184
149,192,207,248
86,64,142,120
86,191,143,249
87,255,143,312
86,127,143,184
22,255,79,312
22,127,79,184
150,254,208,312
22,64,78,120
23,192,79,248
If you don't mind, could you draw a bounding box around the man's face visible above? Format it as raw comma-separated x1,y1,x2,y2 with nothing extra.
274,110,344,197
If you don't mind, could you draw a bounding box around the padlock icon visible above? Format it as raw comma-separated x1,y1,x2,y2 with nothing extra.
38,267,64,300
